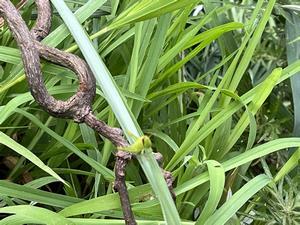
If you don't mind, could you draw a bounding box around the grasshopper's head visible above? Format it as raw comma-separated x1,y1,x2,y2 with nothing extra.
142,136,152,148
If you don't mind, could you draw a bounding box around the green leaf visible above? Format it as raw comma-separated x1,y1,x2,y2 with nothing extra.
274,148,300,182
104,0,201,31
15,108,115,181
196,160,225,224
50,1,181,223
0,180,81,208
220,68,282,158
69,218,195,225
0,131,66,185
59,184,152,217
204,175,271,225
0,205,74,225
176,138,300,195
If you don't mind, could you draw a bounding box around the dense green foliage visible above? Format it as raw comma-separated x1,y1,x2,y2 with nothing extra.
0,0,299,224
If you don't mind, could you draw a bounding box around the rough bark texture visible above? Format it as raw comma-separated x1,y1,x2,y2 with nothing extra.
0,0,95,123
0,1,136,224
84,112,128,147
114,151,136,225
31,0,52,41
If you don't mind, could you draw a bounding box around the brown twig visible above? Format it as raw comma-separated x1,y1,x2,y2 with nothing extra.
114,151,136,225
0,0,28,28
0,1,136,224
154,152,176,201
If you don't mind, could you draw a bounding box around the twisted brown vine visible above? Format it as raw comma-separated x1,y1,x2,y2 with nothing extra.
0,0,135,224
0,1,175,224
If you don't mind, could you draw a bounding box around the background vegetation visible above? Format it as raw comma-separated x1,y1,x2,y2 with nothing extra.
0,0,299,224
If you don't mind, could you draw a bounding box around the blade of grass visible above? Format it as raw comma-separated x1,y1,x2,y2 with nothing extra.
196,160,225,224
167,0,276,170
0,180,81,208
175,137,300,195
286,12,300,156
59,184,152,217
204,175,271,225
50,1,181,223
0,215,34,225
69,218,196,225
97,0,202,34
132,14,171,116
0,131,66,185
217,68,282,159
223,0,276,101
14,108,115,181
274,148,300,182
0,205,74,225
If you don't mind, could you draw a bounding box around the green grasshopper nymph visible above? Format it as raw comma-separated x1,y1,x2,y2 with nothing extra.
117,133,152,154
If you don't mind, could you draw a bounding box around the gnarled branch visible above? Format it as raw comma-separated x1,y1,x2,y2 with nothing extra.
0,1,136,224
0,1,175,225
